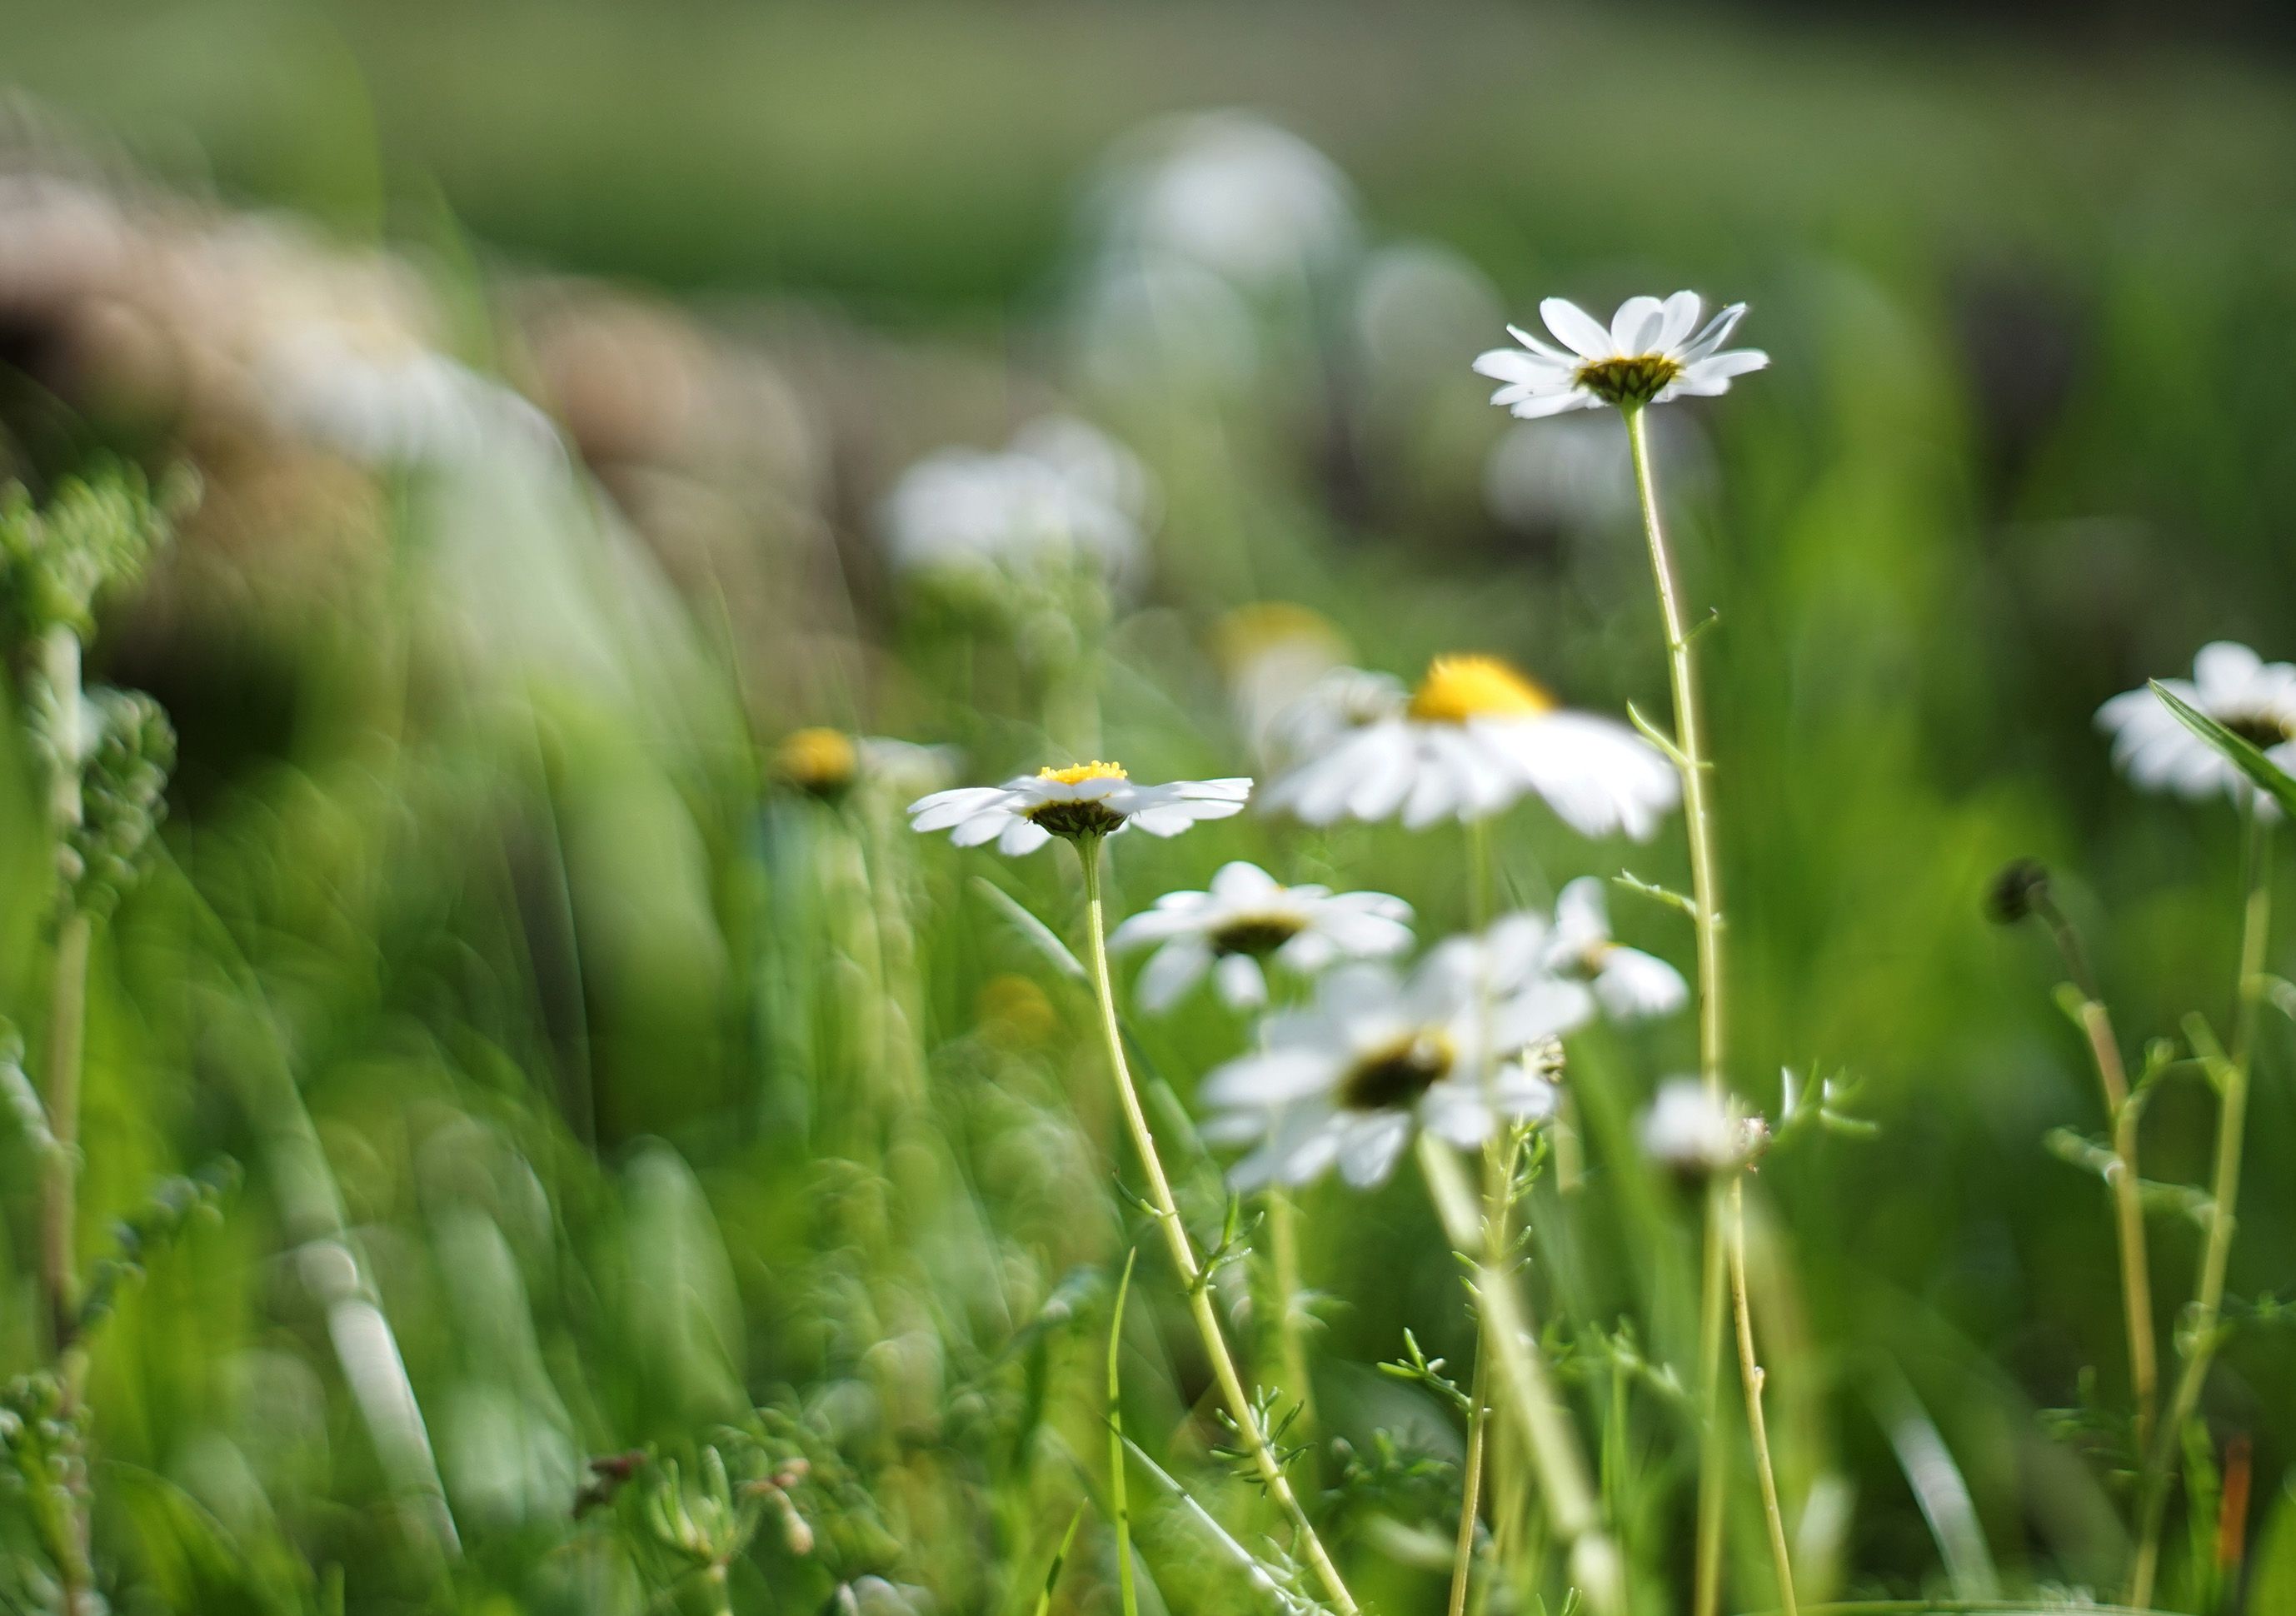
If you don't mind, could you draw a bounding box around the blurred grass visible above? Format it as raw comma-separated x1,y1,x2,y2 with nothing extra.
0,1,2290,1612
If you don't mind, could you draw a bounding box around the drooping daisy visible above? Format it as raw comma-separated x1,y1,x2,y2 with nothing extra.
1259,654,1679,839
1200,915,1595,1190
880,416,1151,593
1473,291,1769,417
1639,1079,1767,1177
1111,860,1413,1013
1548,877,1689,1020
2097,641,2296,810
908,762,1248,855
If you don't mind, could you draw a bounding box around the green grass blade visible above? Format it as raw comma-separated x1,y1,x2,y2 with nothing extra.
2150,680,2296,816
1031,1504,1086,1616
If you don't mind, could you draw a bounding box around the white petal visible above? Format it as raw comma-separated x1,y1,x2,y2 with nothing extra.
1504,322,1577,363
1201,1049,1343,1109
951,809,1016,848
1652,291,1703,353
909,786,1008,831
1510,387,1600,419
2194,641,2265,701
1610,295,1668,356
1210,861,1280,900
1137,941,1212,1012
1677,302,1748,363
1420,1082,1497,1148
1337,1114,1414,1188
1541,297,1617,361
1215,953,1270,1010
1553,876,1611,953
997,816,1053,855
1595,948,1690,1020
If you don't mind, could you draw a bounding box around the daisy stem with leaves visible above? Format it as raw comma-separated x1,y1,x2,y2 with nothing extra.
2129,803,2271,1608
1072,837,1359,1616
2004,865,2158,1453
1621,404,1795,1615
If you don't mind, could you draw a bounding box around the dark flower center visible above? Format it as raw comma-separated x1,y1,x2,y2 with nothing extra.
1575,354,1683,408
1337,1031,1455,1112
2219,710,2294,749
1209,915,1306,958
1024,799,1128,839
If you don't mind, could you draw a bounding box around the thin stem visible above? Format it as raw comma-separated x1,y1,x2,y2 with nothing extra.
1446,1353,1491,1616
2027,888,2157,1450
1624,405,1735,1616
1075,841,1359,1616
1729,1180,1797,1616
1419,1135,1624,1615
2128,805,2271,1607
1111,1248,1141,1616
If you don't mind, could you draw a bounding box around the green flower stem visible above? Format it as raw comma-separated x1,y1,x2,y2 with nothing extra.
1074,840,1359,1616
1730,1180,1798,1616
2127,805,2272,1608
1418,1134,1623,1615
1623,404,1740,1616
1261,1185,1318,1446
1445,815,1500,1614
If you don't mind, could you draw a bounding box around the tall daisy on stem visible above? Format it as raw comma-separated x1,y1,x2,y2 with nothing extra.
2099,656,2285,1607
1477,289,1784,1616
909,762,1360,1616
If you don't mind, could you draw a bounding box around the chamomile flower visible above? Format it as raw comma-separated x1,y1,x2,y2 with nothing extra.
2097,641,2296,811
1110,860,1413,1013
1200,915,1594,1190
1260,655,1678,839
1639,1079,1767,1177
908,762,1248,855
1473,291,1769,416
1549,877,1689,1020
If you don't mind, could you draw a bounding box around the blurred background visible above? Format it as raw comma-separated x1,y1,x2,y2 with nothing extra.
0,1,2293,1611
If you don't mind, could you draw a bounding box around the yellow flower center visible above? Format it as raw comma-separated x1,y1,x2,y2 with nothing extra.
1037,761,1128,785
1575,353,1683,407
776,727,859,794
1407,656,1559,724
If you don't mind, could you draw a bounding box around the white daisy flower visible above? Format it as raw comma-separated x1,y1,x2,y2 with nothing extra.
1639,1078,1767,1176
1110,860,1413,1014
1472,291,1769,417
1095,111,1359,288
881,416,1151,591
2097,641,2296,812
257,318,561,470
1200,915,1595,1190
1548,877,1689,1020
908,761,1248,856
1259,654,1679,839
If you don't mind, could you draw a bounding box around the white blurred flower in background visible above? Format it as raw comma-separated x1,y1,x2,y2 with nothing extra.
1482,410,1715,536
881,415,1152,593
257,318,561,471
1092,111,1359,290
1547,877,1688,1020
